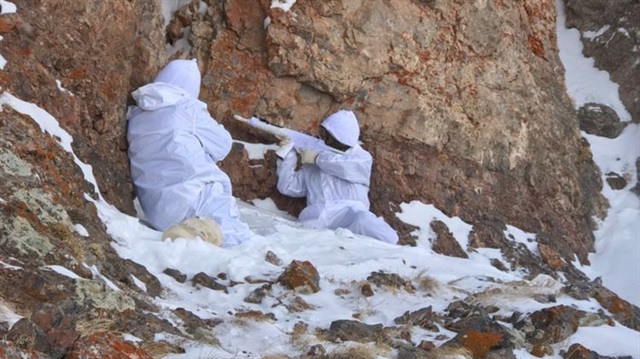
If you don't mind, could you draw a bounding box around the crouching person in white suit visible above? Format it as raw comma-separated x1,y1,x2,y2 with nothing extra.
276,110,399,244
127,59,252,247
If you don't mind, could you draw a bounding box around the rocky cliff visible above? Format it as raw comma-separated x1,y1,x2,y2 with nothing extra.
0,0,637,358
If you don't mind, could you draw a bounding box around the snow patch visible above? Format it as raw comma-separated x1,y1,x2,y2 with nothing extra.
271,0,297,12
0,260,21,270
74,224,89,237
0,0,16,14
44,265,82,280
56,79,74,96
395,200,472,250
583,25,610,40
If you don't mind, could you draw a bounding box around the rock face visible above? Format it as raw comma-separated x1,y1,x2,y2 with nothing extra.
565,0,640,123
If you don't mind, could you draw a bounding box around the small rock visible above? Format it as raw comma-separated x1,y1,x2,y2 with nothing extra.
514,305,586,344
430,220,469,258
560,343,632,359
163,268,187,283
287,296,313,312
361,282,374,297
417,340,435,351
306,344,326,357
577,103,626,139
192,272,227,291
278,260,320,294
394,306,440,331
367,271,413,291
538,243,566,270
244,284,272,304
327,320,387,343
605,172,627,190
265,250,283,266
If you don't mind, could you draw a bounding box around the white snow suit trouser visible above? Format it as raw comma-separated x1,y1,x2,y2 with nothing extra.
185,182,252,247
299,201,399,244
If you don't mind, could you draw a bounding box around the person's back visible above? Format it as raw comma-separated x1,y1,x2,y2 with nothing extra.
127,59,251,247
276,110,398,244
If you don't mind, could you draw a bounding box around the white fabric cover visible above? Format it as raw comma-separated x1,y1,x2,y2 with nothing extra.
276,111,398,244
127,59,250,246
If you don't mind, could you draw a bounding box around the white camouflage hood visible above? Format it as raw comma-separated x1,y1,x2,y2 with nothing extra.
321,110,360,147
131,59,201,111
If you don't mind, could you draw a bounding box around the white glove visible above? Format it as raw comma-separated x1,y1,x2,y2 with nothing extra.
275,136,293,158
300,149,318,164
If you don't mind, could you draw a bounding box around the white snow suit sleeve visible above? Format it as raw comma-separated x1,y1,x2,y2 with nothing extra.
315,148,372,187
276,151,308,197
193,106,232,162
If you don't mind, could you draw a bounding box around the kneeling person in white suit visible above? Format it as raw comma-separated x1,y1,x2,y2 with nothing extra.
276,110,399,244
127,59,251,246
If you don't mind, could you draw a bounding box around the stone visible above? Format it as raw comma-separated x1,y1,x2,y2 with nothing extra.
191,272,227,292
173,307,222,336
265,250,283,266
65,331,153,359
163,268,187,283
605,172,627,190
430,220,469,258
443,316,513,358
326,320,387,343
515,305,586,344
367,271,413,291
561,343,633,359
394,306,440,331
577,103,627,138
278,260,321,294
360,282,374,297
244,284,272,304
538,243,567,270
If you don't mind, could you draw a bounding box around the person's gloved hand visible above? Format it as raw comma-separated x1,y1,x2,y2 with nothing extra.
275,136,293,158
278,135,291,147
300,149,318,164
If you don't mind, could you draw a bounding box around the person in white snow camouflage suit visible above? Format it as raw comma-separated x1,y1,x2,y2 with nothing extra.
276,110,399,244
127,59,251,246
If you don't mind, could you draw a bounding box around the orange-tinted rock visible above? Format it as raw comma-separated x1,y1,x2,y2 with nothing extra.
65,332,153,359
278,260,320,294
538,243,567,270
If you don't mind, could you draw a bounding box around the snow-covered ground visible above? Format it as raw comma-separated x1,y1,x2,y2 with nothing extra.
556,0,640,307
0,0,638,358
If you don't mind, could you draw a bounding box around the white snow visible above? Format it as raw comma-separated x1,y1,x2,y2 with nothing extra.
74,224,90,237
557,0,640,307
44,265,82,280
0,260,21,270
55,79,74,96
271,0,297,12
0,0,16,15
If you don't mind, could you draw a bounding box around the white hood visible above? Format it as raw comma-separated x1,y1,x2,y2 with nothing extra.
131,59,201,111
321,110,360,147
131,82,190,111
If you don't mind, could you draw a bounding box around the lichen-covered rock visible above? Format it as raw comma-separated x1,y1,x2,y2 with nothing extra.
278,260,321,294
65,331,153,359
